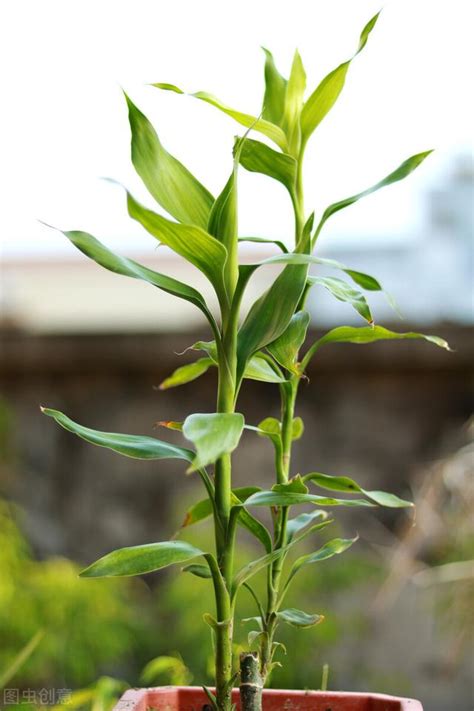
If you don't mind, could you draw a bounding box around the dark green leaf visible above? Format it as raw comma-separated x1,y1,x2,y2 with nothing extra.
125,93,213,228
80,540,204,577
277,608,324,628
159,358,214,390
237,137,297,194
126,192,229,305
41,407,193,461
182,564,212,579
183,413,245,472
153,83,288,150
288,537,357,582
267,311,310,372
301,12,380,143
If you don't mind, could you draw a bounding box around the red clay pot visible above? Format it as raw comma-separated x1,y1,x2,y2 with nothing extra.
114,686,423,710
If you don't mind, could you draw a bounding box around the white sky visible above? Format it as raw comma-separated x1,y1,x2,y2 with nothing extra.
1,0,473,259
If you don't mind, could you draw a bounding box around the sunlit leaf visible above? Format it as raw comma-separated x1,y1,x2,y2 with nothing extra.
159,358,214,390
301,12,380,144
281,50,306,155
153,83,287,150
277,608,324,628
125,93,213,228
244,490,374,508
244,354,286,383
261,47,287,125
292,417,304,441
183,413,245,472
80,540,205,577
237,137,297,194
126,192,229,306
41,407,193,461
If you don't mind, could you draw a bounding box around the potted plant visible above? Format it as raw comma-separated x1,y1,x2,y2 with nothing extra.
41,11,449,710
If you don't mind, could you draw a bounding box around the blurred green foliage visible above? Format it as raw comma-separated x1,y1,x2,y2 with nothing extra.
0,500,156,687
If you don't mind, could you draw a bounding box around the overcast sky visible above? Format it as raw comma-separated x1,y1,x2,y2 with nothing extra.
1,0,472,259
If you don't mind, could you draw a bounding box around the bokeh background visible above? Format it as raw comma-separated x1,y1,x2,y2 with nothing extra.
1,1,473,710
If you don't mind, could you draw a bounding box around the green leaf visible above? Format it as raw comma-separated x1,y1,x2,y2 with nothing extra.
126,192,229,306
182,487,259,528
308,276,373,323
237,137,297,194
261,47,287,125
237,264,308,381
272,475,308,495
286,510,330,542
244,490,374,508
244,354,286,383
80,540,205,577
238,235,288,253
153,83,288,150
312,151,433,246
58,229,216,328
125,93,213,229
267,311,310,372
41,407,193,461
0,631,44,689
292,417,304,441
281,50,306,155
304,472,413,508
277,608,324,628
287,537,358,584
159,358,214,390
182,564,212,579
302,325,451,369
183,413,245,472
301,12,380,143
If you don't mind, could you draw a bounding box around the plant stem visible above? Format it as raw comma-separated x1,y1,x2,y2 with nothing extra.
239,653,263,711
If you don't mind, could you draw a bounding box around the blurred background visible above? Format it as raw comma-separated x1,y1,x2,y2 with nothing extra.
0,1,473,710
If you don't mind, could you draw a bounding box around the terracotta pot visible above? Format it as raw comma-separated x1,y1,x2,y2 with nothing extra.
114,686,423,710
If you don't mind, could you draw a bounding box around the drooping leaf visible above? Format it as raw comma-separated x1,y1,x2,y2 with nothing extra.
126,192,229,306
308,276,373,323
125,93,213,228
304,472,414,508
58,230,217,329
159,358,214,390
267,311,310,372
261,47,287,125
312,151,433,246
41,408,193,461
281,50,306,155
277,608,324,628
237,137,297,194
237,264,308,381
302,325,451,369
153,83,288,150
301,12,380,144
182,564,213,579
238,236,288,253
244,490,374,508
80,540,205,577
286,510,330,541
183,413,245,472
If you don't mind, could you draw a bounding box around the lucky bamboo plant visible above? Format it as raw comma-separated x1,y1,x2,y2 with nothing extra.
41,12,449,711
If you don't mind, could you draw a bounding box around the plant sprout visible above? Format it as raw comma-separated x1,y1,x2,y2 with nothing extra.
41,12,449,711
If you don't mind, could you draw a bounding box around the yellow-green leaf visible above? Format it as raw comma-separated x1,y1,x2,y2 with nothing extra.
183,413,245,472
80,540,205,577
